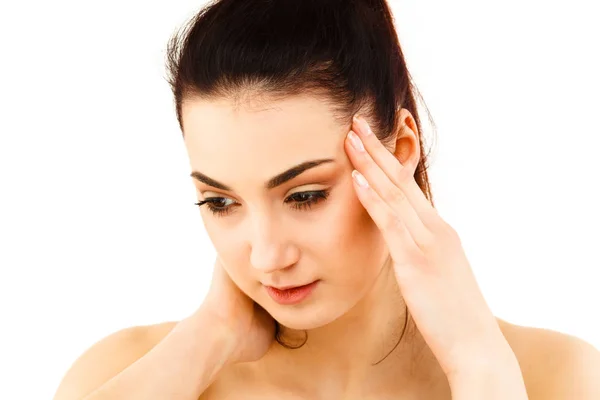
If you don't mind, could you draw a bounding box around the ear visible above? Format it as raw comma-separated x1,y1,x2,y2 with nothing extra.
388,108,421,174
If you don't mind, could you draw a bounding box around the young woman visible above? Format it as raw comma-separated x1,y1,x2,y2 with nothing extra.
54,0,600,399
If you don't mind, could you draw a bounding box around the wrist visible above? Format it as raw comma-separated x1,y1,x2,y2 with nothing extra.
448,349,527,400
445,329,517,377
189,304,239,365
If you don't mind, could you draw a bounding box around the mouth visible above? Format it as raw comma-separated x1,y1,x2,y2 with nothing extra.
264,280,319,305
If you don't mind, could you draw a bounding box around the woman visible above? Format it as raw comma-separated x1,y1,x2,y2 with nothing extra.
54,0,600,399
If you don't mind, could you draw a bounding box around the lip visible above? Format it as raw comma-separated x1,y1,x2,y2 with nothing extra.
270,283,312,290
264,280,319,305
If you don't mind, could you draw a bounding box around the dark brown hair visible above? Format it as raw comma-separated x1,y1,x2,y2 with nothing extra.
165,0,436,361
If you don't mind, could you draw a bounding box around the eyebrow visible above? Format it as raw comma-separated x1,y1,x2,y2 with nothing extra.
190,158,336,191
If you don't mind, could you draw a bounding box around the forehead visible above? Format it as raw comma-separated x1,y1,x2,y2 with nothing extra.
182,95,348,181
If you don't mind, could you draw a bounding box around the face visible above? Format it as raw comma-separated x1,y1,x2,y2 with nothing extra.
182,94,391,330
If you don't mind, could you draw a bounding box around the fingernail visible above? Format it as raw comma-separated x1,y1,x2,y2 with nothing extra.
347,131,364,152
352,170,369,188
354,115,373,136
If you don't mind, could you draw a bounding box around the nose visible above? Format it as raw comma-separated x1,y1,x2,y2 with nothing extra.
249,217,299,274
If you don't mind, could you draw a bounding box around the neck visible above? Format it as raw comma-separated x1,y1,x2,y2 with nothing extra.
260,257,445,396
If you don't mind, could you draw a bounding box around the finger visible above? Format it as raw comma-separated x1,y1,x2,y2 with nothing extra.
352,115,436,220
350,169,421,265
345,129,433,248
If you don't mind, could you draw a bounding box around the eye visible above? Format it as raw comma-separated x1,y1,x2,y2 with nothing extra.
195,197,236,217
285,190,330,211
195,189,331,218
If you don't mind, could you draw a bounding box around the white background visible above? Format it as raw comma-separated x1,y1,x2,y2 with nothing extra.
0,0,598,398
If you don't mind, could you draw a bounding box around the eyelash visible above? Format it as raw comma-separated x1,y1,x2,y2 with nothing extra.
195,189,331,217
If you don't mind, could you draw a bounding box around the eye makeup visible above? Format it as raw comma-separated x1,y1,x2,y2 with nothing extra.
195,189,331,217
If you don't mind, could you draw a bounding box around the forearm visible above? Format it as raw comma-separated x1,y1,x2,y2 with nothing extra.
84,306,235,400
448,351,528,400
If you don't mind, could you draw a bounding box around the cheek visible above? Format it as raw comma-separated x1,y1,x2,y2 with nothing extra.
319,185,387,279
200,181,386,285
203,224,250,284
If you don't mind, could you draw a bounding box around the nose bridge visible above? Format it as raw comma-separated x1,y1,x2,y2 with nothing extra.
249,210,297,273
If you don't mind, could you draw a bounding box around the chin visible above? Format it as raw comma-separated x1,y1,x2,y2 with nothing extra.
266,301,351,331
273,313,330,331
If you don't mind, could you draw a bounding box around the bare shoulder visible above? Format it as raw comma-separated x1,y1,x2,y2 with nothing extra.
496,317,600,400
139,322,256,400
53,320,179,400
54,320,249,400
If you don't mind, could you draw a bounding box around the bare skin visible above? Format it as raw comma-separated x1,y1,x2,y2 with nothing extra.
53,252,600,399
53,94,600,399
57,312,592,400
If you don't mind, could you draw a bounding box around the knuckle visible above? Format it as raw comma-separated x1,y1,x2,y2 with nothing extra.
431,214,451,232
421,209,440,228
382,214,404,234
436,219,461,244
386,187,406,206
446,225,461,244
417,231,437,251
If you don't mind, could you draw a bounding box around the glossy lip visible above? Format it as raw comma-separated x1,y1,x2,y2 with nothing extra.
268,282,314,290
264,280,319,305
